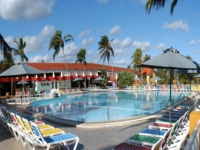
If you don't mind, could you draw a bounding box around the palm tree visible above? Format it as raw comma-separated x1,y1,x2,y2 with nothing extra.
0,51,15,73
97,35,114,81
13,37,28,63
143,55,151,62
146,0,178,15
131,48,143,70
186,55,192,60
0,34,13,58
49,30,74,76
75,48,87,87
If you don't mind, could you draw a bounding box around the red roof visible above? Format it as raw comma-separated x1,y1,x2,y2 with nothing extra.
140,68,153,75
27,62,138,74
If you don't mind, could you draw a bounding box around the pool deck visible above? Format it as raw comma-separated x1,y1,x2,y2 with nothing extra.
0,97,155,150
0,93,195,150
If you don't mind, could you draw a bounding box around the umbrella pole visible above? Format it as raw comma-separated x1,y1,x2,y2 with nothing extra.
169,69,172,125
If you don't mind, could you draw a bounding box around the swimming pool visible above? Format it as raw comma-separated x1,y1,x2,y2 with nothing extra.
29,91,189,122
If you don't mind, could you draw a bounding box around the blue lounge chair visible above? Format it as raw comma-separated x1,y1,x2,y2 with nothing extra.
139,128,168,137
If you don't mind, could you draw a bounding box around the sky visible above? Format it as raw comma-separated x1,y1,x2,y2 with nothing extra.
0,0,200,68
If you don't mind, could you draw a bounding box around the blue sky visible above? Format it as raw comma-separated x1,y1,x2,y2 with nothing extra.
0,0,200,68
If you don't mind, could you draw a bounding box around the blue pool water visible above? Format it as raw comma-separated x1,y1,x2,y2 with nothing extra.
29,91,189,122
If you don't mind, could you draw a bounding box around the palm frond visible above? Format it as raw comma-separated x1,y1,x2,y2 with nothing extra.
170,0,178,15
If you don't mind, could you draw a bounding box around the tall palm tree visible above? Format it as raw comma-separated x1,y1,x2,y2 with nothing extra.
131,48,144,83
75,48,87,87
97,35,114,81
49,30,74,76
13,37,28,63
146,0,178,15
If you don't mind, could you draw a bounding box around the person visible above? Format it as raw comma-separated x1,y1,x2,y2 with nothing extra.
26,86,30,97
6,92,10,98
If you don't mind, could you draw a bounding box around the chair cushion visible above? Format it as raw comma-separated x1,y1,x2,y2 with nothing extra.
113,142,151,150
44,133,77,143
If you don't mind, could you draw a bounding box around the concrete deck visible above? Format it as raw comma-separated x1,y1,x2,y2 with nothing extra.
0,100,154,150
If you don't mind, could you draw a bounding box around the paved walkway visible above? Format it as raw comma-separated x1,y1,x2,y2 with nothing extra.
0,100,155,150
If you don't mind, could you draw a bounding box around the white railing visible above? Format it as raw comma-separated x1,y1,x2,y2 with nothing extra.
184,120,200,150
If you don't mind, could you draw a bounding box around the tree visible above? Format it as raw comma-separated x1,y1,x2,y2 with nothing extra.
118,71,134,89
76,48,87,87
131,48,143,69
0,34,13,57
0,51,15,73
49,30,74,75
99,68,108,87
98,35,114,80
13,37,28,63
146,0,178,15
186,55,192,60
143,55,151,62
127,64,131,68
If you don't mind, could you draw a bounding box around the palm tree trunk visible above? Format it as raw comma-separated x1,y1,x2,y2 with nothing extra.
112,56,114,83
62,47,69,76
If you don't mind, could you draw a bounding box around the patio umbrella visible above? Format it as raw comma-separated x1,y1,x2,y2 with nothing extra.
135,77,141,81
17,79,29,85
0,63,44,116
139,47,199,123
94,76,104,81
195,74,200,78
72,77,83,82
154,76,161,81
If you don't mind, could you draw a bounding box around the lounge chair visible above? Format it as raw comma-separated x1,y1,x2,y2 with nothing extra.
155,118,179,124
149,122,173,131
127,134,162,150
139,128,168,137
29,121,79,150
0,107,15,136
112,142,152,150
159,115,189,150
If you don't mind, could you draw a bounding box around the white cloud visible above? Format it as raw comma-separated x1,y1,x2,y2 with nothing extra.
79,30,92,38
29,55,50,62
53,42,78,62
114,59,128,66
114,49,123,56
87,50,94,56
132,41,150,51
121,38,132,48
0,0,55,21
156,43,166,51
189,39,200,45
112,39,121,48
195,49,200,52
24,25,54,52
4,36,15,47
6,25,54,53
81,37,94,47
162,20,189,31
112,38,132,49
109,25,121,35
97,0,109,4
24,35,44,52
40,25,55,37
